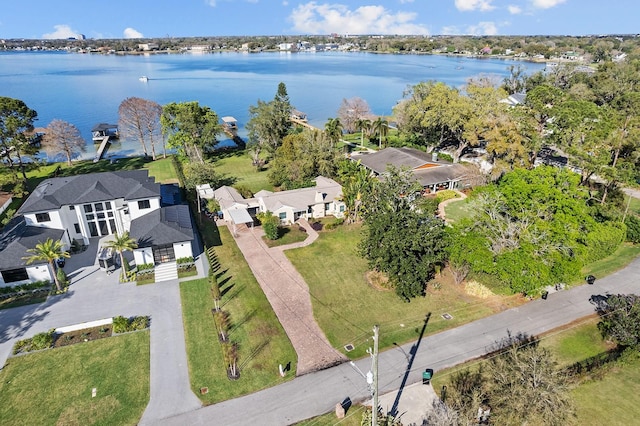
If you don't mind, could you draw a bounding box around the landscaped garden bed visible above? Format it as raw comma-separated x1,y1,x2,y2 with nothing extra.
53,325,113,348
12,316,149,355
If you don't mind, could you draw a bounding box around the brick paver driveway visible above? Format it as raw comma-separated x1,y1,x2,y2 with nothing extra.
227,220,346,375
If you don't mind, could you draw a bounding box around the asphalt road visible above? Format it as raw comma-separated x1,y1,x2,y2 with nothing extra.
158,256,640,425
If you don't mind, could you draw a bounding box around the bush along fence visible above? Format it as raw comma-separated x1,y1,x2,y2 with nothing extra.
176,256,196,278
0,280,51,300
206,246,240,380
134,263,155,283
12,315,150,355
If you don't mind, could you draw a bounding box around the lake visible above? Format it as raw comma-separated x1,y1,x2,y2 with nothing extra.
0,51,545,160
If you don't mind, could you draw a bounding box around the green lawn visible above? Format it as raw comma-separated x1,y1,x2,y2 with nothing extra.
211,151,273,194
572,351,640,426
627,196,640,215
180,225,296,404
263,225,308,248
538,317,612,367
430,319,640,426
294,405,366,426
581,243,640,282
142,157,179,183
0,331,149,426
286,224,507,359
443,197,473,223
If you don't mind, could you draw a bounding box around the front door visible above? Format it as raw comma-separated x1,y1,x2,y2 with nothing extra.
153,244,175,264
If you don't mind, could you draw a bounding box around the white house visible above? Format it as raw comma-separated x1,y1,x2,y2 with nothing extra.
208,176,346,228
0,170,195,286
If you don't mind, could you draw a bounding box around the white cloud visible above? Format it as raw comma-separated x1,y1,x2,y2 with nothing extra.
289,2,429,35
466,21,498,35
399,0,415,3
531,0,566,9
454,0,495,12
123,27,144,38
508,5,522,14
283,0,289,5
43,24,80,39
207,0,217,6
441,25,461,35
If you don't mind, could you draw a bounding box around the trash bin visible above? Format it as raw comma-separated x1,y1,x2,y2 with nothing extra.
586,275,596,285
542,290,549,300
423,369,433,385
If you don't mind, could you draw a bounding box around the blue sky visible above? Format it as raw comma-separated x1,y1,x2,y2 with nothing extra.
0,0,636,39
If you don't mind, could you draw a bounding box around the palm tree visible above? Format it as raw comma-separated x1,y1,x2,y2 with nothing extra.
324,117,343,147
372,117,389,149
355,118,372,147
104,232,138,279
23,238,70,292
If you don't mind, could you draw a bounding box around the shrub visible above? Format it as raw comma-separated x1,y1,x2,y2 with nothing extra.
325,218,344,230
0,280,50,295
257,211,280,240
233,184,253,198
176,256,194,269
130,316,150,330
584,222,626,263
56,267,68,287
112,315,150,333
625,215,640,243
136,263,155,275
112,316,130,333
436,189,459,203
13,329,55,354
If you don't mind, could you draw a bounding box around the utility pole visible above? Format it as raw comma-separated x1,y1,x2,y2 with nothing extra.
372,325,379,426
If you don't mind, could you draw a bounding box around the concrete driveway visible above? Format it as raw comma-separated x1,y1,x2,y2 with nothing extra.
0,236,203,425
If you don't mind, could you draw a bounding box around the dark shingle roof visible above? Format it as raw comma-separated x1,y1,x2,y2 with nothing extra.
0,216,65,269
129,205,194,248
18,170,160,214
357,147,467,187
357,147,436,174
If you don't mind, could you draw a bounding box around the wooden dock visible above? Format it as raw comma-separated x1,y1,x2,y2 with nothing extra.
290,117,316,130
93,135,111,162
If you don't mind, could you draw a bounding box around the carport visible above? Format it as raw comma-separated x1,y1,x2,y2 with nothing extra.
227,208,253,236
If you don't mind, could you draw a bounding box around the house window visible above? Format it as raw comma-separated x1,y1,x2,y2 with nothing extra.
278,212,286,220
69,205,75,211
74,223,81,233
1,268,29,283
83,204,93,213
339,205,345,212
325,203,331,211
307,206,313,214
138,200,151,209
86,214,94,221
105,201,112,209
35,212,50,223
94,203,104,212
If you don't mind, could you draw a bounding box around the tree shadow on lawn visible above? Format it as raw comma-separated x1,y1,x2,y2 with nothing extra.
220,285,245,309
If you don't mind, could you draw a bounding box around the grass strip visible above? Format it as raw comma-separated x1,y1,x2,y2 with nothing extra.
181,225,296,404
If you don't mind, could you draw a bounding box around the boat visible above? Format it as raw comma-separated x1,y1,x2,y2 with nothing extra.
139,76,149,82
